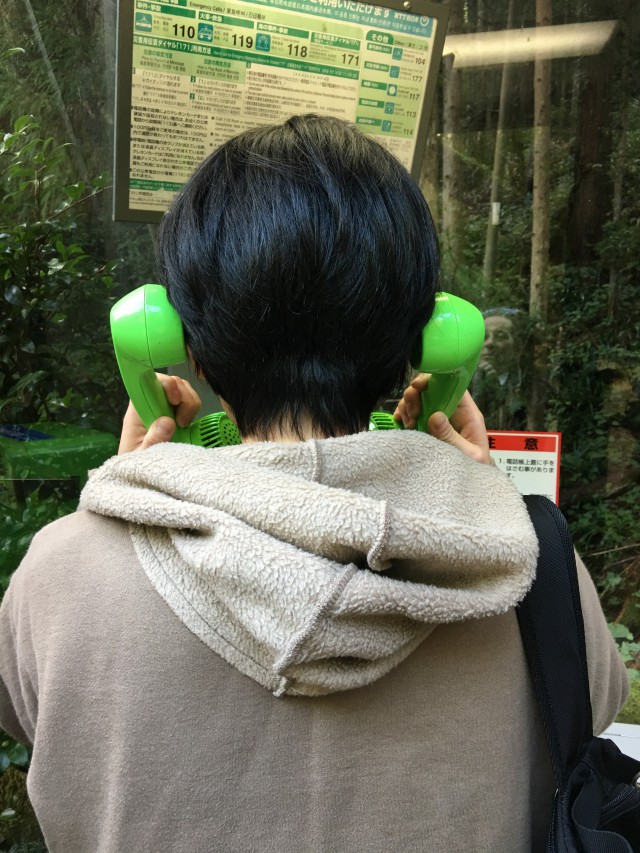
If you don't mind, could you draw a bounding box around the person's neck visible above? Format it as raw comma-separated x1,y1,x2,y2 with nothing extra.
219,397,348,444
220,399,351,443
242,419,344,444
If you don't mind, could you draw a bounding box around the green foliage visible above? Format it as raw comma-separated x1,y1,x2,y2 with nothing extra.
0,766,44,850
0,485,76,592
0,116,125,432
0,114,128,582
0,738,28,776
547,221,640,646
617,677,640,725
7,845,47,853
609,624,640,684
0,732,41,849
437,46,640,689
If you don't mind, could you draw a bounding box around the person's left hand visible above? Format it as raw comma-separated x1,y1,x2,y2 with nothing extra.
118,374,202,454
394,373,493,465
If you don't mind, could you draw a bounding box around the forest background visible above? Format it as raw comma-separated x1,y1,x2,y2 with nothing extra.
0,0,639,847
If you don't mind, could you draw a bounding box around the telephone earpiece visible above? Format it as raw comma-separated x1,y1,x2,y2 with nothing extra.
111,285,484,447
111,285,240,447
412,292,485,428
369,292,485,432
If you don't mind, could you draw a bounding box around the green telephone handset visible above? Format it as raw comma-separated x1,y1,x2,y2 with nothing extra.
110,284,485,448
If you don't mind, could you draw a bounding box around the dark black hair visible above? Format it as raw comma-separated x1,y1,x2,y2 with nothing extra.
157,114,439,438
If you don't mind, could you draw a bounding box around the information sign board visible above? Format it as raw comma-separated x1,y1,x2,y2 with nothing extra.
488,430,562,505
115,0,448,221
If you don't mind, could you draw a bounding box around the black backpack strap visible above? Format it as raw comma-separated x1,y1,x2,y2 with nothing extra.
517,495,594,787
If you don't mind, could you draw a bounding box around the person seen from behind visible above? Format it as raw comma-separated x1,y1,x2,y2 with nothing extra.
0,114,628,852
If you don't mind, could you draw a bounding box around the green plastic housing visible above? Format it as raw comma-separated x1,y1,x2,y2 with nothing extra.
412,291,485,430
368,293,484,433
110,284,187,432
0,423,119,575
110,285,241,447
0,423,118,486
111,285,484,446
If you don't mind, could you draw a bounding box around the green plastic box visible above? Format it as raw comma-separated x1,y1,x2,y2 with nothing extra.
0,423,118,501
0,423,118,578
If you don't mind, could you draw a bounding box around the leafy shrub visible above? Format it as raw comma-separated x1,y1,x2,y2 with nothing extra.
0,115,125,432
0,113,126,579
617,678,640,725
0,732,42,849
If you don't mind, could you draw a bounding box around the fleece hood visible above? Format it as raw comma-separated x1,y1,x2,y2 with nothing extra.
80,430,538,697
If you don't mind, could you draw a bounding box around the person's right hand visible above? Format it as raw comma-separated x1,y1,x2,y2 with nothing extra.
118,374,202,454
393,374,493,465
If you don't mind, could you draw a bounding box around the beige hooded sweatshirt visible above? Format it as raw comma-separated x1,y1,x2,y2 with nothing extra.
0,430,628,852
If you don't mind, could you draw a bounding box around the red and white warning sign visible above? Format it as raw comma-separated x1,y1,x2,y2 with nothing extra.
487,431,562,505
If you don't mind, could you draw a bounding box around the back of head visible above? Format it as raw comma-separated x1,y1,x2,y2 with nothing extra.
157,114,439,438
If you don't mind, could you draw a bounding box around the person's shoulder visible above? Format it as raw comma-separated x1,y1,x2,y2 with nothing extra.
29,509,129,562
31,507,126,545
11,510,132,597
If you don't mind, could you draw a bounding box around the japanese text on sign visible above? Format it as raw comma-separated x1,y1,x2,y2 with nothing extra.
488,431,562,505
118,0,442,217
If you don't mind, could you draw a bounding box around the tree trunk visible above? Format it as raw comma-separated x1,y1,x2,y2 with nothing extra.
102,0,116,141
419,82,441,229
482,0,514,288
563,53,613,264
21,0,92,189
441,0,464,277
607,20,628,323
527,0,552,431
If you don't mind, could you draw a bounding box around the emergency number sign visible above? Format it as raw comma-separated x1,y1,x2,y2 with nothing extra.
114,0,448,221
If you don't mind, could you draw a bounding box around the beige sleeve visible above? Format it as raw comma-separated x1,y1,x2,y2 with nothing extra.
0,540,44,748
576,552,629,734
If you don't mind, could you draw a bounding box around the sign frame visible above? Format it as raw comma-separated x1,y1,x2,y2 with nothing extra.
488,430,563,505
114,0,449,222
